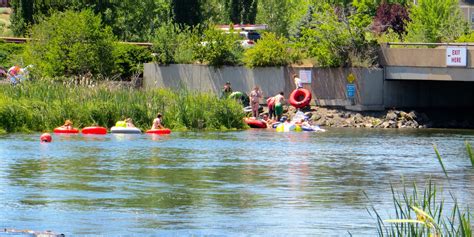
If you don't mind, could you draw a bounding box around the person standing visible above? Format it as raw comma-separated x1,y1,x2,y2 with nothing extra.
249,86,262,118
266,96,276,120
273,91,286,121
220,81,233,99
293,74,303,89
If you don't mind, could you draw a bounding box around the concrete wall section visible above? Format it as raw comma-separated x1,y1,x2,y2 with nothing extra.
144,64,286,98
144,63,385,110
385,66,474,81
379,47,474,68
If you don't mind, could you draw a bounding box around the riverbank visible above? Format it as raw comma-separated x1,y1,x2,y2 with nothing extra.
279,106,474,129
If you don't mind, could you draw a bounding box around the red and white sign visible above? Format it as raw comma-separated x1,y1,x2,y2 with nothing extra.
446,47,467,67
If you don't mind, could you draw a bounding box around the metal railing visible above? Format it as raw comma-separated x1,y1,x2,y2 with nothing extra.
386,42,474,47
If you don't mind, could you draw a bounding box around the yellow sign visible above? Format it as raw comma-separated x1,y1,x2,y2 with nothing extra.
347,73,356,83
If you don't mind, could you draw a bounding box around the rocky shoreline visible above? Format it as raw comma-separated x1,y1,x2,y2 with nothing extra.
276,106,473,129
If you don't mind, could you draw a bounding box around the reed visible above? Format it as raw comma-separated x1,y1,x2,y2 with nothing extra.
0,80,245,132
369,144,474,236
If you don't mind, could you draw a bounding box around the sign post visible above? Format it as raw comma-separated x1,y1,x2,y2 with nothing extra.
446,47,467,67
346,73,356,105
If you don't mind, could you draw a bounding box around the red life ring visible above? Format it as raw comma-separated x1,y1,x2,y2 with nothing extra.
53,127,79,134
146,129,171,134
289,89,312,108
244,118,267,128
82,126,107,135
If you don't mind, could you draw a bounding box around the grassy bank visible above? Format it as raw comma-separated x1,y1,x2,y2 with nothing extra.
0,81,245,133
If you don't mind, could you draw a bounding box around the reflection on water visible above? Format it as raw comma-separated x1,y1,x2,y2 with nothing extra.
1,129,474,235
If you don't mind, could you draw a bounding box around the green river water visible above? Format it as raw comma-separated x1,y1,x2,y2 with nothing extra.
1,129,473,236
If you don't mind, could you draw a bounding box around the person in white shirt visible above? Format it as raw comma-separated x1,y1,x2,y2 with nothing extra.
293,74,303,89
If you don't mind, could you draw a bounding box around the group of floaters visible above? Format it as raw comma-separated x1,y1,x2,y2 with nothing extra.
41,113,170,143
244,87,325,133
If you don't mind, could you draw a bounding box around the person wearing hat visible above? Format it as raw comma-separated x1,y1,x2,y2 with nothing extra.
220,81,233,99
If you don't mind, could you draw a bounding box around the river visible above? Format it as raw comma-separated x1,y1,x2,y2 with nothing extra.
1,129,473,236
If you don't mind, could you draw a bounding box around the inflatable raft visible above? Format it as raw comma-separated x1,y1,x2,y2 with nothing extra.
110,126,141,134
276,123,302,132
289,89,312,108
244,118,267,128
146,128,171,134
82,126,107,135
53,127,79,134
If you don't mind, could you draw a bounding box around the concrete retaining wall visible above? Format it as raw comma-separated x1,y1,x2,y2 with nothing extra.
144,63,384,110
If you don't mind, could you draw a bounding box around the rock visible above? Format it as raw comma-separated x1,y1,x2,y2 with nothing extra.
408,111,417,120
400,111,407,118
386,112,397,121
313,114,322,121
327,114,334,119
381,121,390,128
363,123,373,128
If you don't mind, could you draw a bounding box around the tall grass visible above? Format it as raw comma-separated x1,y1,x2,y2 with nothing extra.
369,144,474,237
0,80,245,132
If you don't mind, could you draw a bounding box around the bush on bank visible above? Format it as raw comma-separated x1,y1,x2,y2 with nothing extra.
0,81,246,133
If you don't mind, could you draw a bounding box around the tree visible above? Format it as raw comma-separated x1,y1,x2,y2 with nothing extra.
372,3,410,36
172,0,203,26
406,0,469,42
256,0,291,36
23,10,115,78
227,0,258,24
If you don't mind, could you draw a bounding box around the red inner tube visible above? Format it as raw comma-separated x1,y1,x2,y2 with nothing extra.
82,126,107,135
289,89,312,108
53,127,79,134
146,129,172,134
244,118,267,128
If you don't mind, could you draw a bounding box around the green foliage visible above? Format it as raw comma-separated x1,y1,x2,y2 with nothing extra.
193,27,243,66
243,32,292,67
10,0,172,41
227,0,258,24
256,0,291,36
456,32,474,43
0,80,246,133
23,10,115,78
152,22,198,64
298,3,352,67
112,43,152,79
0,42,26,69
296,2,379,67
172,0,203,26
406,0,469,43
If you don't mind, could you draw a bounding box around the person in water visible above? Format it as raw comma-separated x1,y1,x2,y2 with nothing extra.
220,81,233,99
125,118,135,128
273,91,285,122
61,120,73,129
152,113,165,129
249,86,262,118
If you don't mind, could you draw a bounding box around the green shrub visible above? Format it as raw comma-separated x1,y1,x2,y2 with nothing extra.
112,43,152,79
243,32,292,67
297,3,352,67
0,42,26,69
456,32,474,43
192,27,243,66
406,0,469,43
152,23,198,64
23,10,115,78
